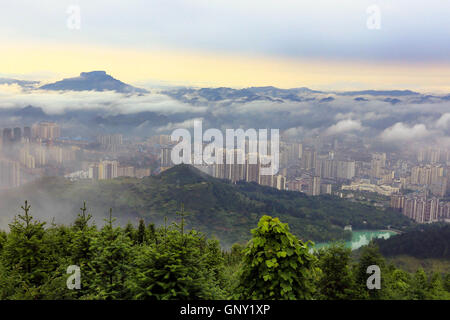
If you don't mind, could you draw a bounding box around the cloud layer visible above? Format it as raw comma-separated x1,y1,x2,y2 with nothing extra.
0,85,449,148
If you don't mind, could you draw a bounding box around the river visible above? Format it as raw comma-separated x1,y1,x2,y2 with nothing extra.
312,230,397,251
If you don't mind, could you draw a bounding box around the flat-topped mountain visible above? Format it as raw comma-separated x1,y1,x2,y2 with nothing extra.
39,71,148,93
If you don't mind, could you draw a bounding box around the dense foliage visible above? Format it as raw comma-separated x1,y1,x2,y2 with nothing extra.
374,223,450,259
0,202,448,300
0,165,413,246
237,216,319,299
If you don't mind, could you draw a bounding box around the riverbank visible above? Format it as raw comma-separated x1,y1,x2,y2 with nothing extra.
312,229,397,251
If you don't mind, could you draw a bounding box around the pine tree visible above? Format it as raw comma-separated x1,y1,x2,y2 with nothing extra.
385,267,412,299
70,202,97,265
205,238,225,283
173,204,188,238
124,222,136,243
136,219,146,244
146,223,156,244
73,202,92,231
128,226,220,299
411,268,428,300
426,272,449,300
68,202,97,297
1,201,49,298
86,209,133,299
443,273,450,293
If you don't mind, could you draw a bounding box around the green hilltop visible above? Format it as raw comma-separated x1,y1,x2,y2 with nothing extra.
374,223,450,260
0,164,413,246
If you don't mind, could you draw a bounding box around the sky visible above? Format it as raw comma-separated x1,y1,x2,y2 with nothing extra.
1,0,450,91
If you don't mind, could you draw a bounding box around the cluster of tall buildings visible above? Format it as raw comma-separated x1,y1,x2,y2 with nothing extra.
0,121,161,188
280,142,302,168
286,176,332,196
148,134,173,146
0,122,63,189
209,150,286,190
17,143,78,169
411,165,445,185
290,147,356,181
417,147,449,164
1,126,32,149
314,158,356,180
158,138,355,195
391,194,450,223
32,122,60,141
88,160,151,180
1,122,60,149
159,142,288,190
154,134,450,201
409,164,447,197
88,160,118,180
97,134,123,152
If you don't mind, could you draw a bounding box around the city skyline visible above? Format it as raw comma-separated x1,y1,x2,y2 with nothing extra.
1,0,449,305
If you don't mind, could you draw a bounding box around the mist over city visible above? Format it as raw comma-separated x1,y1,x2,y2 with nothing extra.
0,71,448,232
0,0,448,306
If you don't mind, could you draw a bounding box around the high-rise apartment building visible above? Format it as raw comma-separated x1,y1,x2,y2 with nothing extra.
34,146,47,166
48,146,63,165
245,153,260,183
13,127,22,143
411,165,445,185
336,160,355,180
89,160,118,180
273,175,286,191
310,176,321,196
390,194,450,223
97,134,123,151
118,166,135,177
301,149,316,171
370,153,386,178
32,122,60,140
2,128,13,148
19,147,36,169
0,158,21,188
225,149,246,182
23,127,31,140
321,183,332,195
160,146,174,168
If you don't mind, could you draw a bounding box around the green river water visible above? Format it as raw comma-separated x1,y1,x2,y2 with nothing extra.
312,230,397,251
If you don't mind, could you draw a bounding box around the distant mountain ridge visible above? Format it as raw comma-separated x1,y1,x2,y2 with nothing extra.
162,86,443,105
337,89,420,96
39,71,148,93
0,78,40,88
3,71,448,104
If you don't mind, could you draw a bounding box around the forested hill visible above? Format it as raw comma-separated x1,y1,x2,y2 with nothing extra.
374,223,450,259
0,164,413,246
